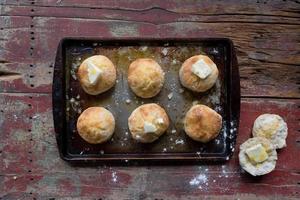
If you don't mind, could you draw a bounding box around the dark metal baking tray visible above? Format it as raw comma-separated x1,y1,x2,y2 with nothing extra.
53,38,240,164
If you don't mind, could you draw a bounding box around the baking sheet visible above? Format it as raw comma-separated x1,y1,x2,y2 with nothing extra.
53,38,240,163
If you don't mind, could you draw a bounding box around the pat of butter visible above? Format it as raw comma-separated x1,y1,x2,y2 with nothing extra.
245,144,268,163
156,118,164,124
143,121,157,133
87,61,102,85
191,59,212,79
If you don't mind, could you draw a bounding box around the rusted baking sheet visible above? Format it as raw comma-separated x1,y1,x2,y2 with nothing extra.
52,38,240,163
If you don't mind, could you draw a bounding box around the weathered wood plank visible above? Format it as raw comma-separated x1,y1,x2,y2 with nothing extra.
2,0,300,18
0,1,300,198
1,170,299,199
0,93,299,198
0,15,299,97
2,4,300,25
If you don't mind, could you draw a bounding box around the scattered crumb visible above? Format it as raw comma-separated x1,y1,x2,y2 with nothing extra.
13,176,17,180
100,150,104,155
76,95,80,99
175,139,184,145
92,42,98,46
171,129,177,134
162,48,168,56
70,98,75,103
140,46,148,51
162,148,167,152
172,59,177,64
192,100,198,105
125,99,131,104
168,92,173,100
179,88,184,94
212,48,219,55
80,151,84,155
125,132,129,136
135,135,141,140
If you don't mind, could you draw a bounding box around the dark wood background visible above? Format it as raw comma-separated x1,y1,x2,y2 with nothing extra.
0,0,299,199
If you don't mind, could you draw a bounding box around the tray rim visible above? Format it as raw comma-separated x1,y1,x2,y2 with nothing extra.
52,37,240,164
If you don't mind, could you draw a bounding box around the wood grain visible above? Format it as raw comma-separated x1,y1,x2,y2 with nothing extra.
0,1,300,199
0,93,299,199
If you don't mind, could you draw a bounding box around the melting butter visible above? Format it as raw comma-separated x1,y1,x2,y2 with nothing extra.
245,144,269,163
143,121,157,133
191,59,212,79
87,61,102,85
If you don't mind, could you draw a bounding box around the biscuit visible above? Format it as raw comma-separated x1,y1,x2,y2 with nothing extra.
77,55,116,95
252,114,288,149
239,137,277,176
179,55,218,92
77,107,115,144
184,104,222,143
128,58,164,98
128,103,169,143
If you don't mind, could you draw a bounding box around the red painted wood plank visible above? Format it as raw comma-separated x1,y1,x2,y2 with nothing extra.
1,16,299,97
0,1,300,198
1,170,298,199
3,0,300,18
2,4,300,25
0,93,51,174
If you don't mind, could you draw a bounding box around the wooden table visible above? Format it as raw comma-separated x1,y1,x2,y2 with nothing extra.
0,1,299,199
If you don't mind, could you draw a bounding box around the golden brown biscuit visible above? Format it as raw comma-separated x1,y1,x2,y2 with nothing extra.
128,58,164,98
184,104,222,143
77,55,116,95
77,107,115,144
128,103,169,143
179,55,219,92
